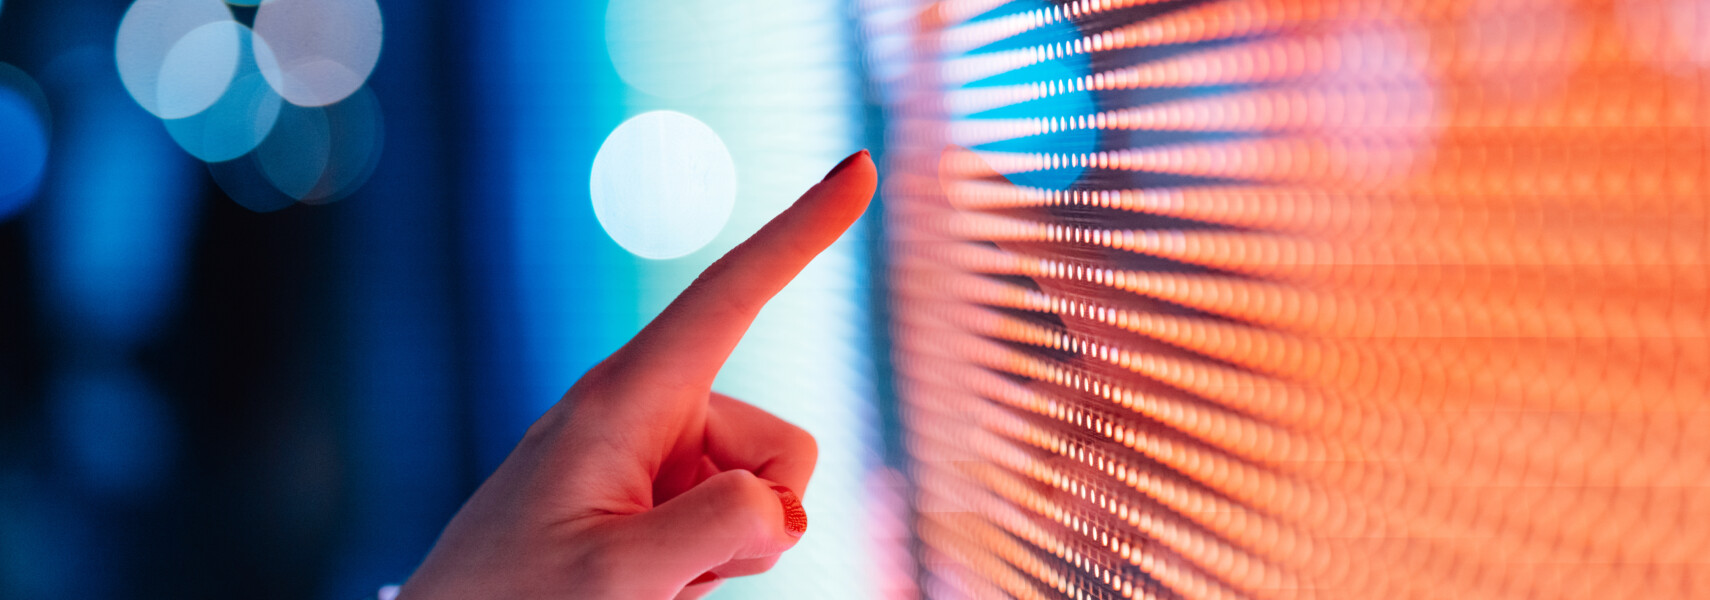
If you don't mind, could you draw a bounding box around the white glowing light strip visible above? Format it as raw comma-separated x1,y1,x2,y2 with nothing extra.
610,1,887,599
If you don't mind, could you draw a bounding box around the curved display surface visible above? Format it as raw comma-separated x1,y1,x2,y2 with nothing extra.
861,0,1710,598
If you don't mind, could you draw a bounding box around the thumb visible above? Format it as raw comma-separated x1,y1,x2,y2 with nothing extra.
614,469,807,588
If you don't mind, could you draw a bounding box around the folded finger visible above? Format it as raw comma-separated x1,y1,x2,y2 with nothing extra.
704,392,819,496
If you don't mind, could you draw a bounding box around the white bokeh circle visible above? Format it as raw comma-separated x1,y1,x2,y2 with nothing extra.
115,0,236,119
254,0,383,107
155,20,243,119
590,111,736,260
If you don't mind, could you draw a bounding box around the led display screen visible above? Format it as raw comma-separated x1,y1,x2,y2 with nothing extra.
860,0,1710,598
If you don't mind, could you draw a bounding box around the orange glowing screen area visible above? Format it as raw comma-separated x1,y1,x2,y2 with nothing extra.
859,0,1709,598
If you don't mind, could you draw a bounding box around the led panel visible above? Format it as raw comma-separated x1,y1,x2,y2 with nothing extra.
860,0,1710,598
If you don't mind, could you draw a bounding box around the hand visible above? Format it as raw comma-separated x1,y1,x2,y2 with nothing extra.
398,150,877,599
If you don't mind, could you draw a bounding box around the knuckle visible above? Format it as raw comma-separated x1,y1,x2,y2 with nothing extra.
792,427,820,460
520,403,572,446
715,472,780,532
719,468,761,491
687,259,763,320
702,470,757,506
775,424,819,467
732,504,775,538
565,524,629,588
575,351,629,389
693,253,736,285
705,293,758,325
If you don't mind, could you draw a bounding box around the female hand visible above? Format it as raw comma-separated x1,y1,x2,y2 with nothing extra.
398,150,877,599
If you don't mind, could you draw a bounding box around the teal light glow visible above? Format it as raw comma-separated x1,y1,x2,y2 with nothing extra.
604,0,751,99
606,1,891,597
254,85,383,204
488,1,895,595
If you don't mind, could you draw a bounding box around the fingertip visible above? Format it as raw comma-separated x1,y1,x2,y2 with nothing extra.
812,149,877,217
822,148,872,182
615,148,877,392
767,150,874,254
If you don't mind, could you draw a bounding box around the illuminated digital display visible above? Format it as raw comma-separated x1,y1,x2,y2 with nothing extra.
861,0,1710,597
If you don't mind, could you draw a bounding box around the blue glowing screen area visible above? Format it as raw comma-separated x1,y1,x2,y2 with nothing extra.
0,0,893,599
0,63,49,219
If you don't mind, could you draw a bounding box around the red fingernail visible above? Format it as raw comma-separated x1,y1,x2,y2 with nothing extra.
822,149,869,181
689,572,719,586
771,485,808,537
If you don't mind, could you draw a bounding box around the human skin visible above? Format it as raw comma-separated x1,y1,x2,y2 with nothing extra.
397,150,878,599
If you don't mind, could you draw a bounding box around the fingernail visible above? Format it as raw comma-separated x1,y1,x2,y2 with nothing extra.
770,485,808,537
689,572,720,586
822,149,869,181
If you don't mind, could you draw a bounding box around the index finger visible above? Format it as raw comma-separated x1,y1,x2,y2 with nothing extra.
616,149,877,389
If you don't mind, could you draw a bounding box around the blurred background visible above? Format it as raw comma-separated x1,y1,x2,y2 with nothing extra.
0,0,911,598
6,0,1710,599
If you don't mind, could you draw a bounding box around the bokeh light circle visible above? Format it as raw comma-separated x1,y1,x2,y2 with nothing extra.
257,102,332,200
604,0,752,98
299,85,384,204
208,85,382,212
255,85,383,205
163,26,284,162
207,154,296,213
115,0,235,119
253,0,383,107
589,110,736,260
0,63,50,219
155,20,241,119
